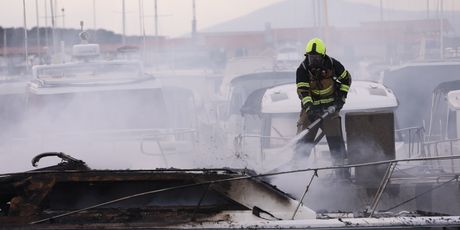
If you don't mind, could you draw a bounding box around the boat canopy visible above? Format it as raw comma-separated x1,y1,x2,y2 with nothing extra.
448,90,460,110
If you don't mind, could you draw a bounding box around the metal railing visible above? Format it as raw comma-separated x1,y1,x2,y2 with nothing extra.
423,137,460,174
394,126,460,173
394,126,425,157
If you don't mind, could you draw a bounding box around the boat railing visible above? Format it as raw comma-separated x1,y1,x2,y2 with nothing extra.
423,137,460,174
394,126,425,157
394,126,460,173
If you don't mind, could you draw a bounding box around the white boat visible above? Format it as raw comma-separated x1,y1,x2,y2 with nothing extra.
230,78,460,218
235,80,398,172
0,42,200,173
383,61,460,129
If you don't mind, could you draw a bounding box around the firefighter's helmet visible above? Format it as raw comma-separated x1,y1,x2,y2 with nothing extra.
305,38,326,55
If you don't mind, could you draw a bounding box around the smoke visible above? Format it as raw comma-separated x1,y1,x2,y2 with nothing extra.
260,138,360,213
1,1,460,218
0,79,209,172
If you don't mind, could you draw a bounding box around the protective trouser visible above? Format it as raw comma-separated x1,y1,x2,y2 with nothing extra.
295,108,347,166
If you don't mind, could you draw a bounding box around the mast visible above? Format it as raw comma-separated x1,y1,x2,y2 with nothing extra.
440,0,444,59
50,0,57,53
3,29,7,60
322,0,329,42
93,0,96,30
44,0,49,47
61,8,65,28
138,0,146,60
23,0,29,72
122,0,126,45
192,0,197,37
138,0,143,36
36,0,40,59
154,0,158,36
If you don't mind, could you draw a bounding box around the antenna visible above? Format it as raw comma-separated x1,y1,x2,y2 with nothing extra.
79,21,89,44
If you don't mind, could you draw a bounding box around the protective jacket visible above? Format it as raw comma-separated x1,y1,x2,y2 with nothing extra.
296,55,351,110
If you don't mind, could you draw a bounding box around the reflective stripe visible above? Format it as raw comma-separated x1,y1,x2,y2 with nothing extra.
302,96,312,105
312,98,335,105
339,70,348,80
297,82,310,88
340,84,350,92
312,85,333,95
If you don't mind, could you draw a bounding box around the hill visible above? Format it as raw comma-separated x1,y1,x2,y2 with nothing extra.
203,0,459,34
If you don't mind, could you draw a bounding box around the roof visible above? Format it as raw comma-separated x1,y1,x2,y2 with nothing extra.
242,80,398,114
28,77,160,95
28,59,161,95
387,60,460,72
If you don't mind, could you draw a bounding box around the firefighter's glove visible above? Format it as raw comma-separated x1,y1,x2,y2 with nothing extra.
335,98,346,111
302,101,312,110
307,107,322,121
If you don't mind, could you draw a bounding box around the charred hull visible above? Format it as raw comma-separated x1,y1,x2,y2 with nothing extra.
0,167,314,227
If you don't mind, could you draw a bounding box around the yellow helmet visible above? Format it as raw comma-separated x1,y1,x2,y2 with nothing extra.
305,37,326,55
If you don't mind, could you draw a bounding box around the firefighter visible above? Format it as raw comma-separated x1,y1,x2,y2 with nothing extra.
295,37,351,171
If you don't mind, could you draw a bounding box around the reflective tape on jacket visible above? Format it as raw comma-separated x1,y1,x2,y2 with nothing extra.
338,70,348,80
302,96,313,105
311,85,333,96
340,84,350,92
312,98,335,105
297,82,310,88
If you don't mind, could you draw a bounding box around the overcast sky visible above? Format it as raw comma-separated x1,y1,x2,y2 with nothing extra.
0,0,458,37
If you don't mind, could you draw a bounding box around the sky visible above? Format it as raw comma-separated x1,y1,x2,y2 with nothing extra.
0,0,459,37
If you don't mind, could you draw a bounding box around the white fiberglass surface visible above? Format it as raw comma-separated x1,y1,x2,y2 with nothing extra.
268,114,297,148
34,61,142,82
